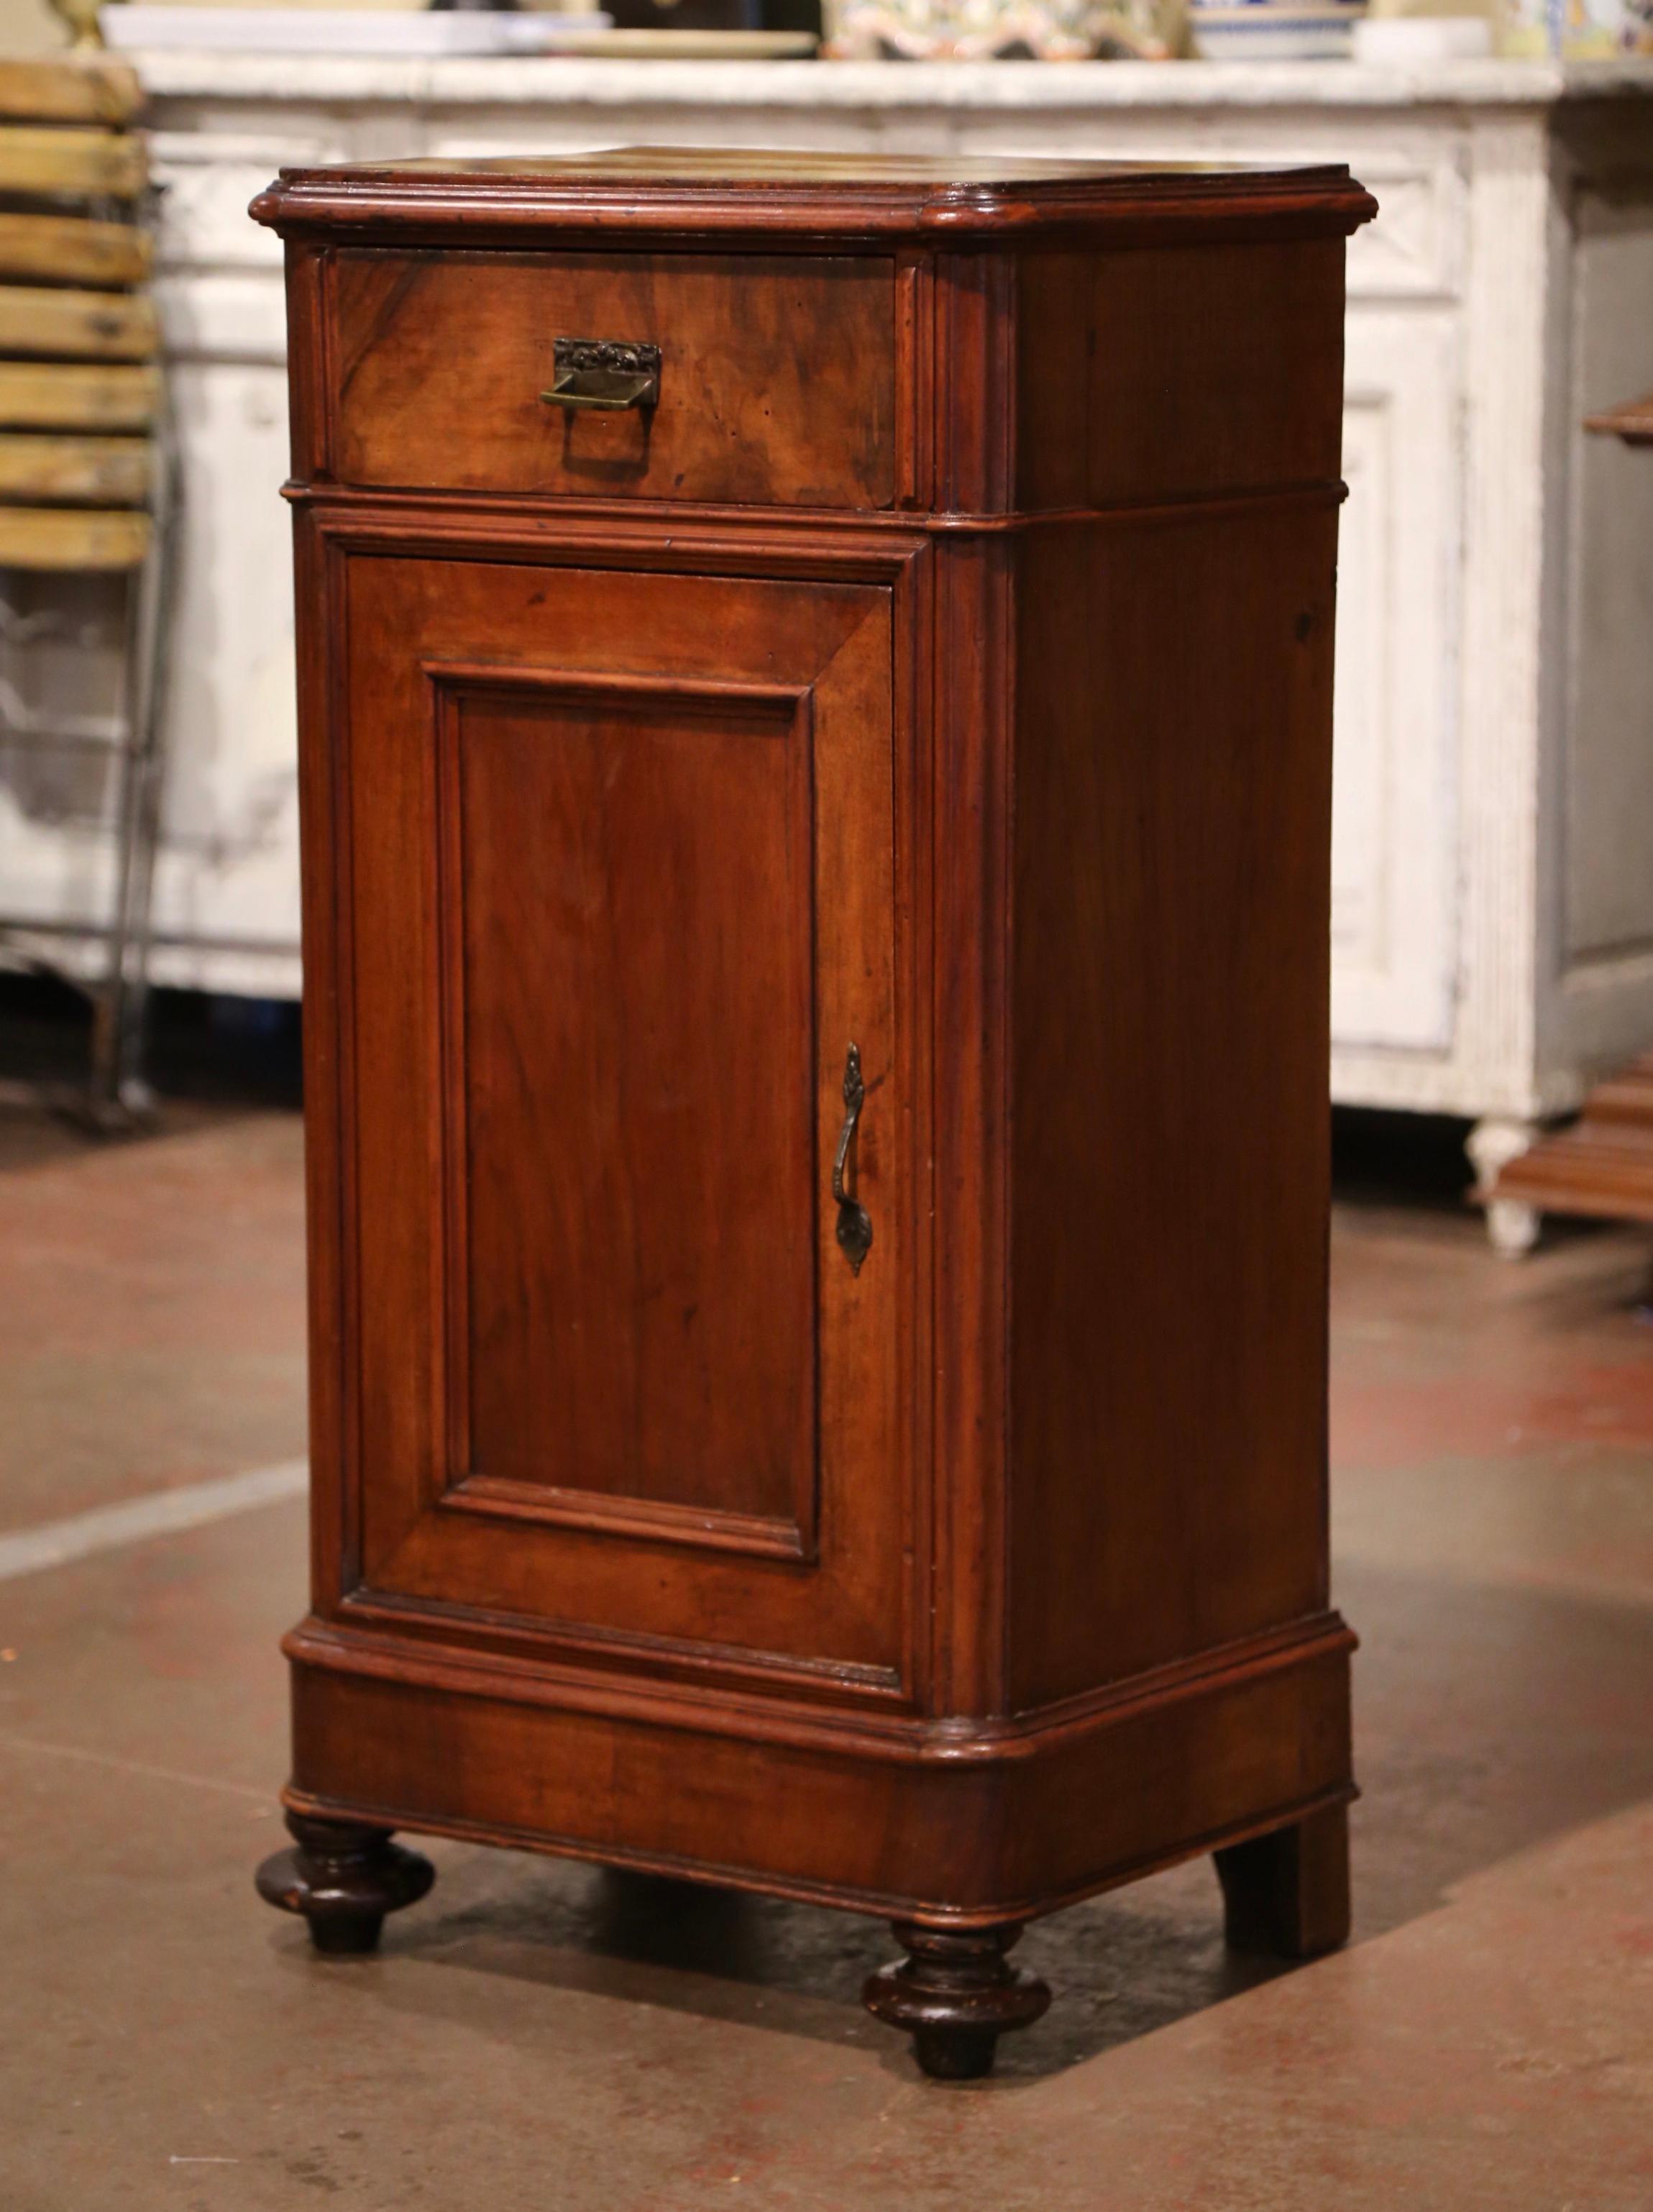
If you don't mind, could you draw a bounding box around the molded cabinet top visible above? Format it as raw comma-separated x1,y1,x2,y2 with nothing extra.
251,145,1377,241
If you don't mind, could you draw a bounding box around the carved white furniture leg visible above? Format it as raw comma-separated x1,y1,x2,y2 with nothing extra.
1467,1116,1544,1258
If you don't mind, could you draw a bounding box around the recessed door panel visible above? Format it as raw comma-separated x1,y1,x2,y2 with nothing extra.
332,552,908,1686
440,669,817,1550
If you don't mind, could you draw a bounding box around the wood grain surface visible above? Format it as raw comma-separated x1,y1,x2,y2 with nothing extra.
329,543,910,1680
328,248,897,508
0,503,149,568
0,124,145,201
1009,501,1339,1705
0,360,157,431
0,213,151,288
253,147,1376,246
0,432,152,503
0,285,157,362
253,155,1370,2039
0,56,142,127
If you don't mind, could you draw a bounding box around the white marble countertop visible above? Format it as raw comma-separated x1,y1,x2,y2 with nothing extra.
133,54,1653,112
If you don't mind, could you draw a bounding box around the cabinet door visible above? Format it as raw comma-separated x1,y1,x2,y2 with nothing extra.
325,551,909,1692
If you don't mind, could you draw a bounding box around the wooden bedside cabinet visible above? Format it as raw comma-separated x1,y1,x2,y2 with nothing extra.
249,149,1375,2078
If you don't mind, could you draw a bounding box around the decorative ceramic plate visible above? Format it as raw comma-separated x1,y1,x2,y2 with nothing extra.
101,6,613,52
1190,2,1365,59
526,28,819,52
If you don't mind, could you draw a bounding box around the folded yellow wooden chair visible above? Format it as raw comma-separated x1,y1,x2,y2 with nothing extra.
0,53,174,1123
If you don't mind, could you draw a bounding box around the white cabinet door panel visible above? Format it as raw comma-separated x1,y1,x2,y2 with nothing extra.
1330,309,1460,1051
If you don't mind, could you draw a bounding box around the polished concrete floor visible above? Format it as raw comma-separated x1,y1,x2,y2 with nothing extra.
1,1101,1650,2208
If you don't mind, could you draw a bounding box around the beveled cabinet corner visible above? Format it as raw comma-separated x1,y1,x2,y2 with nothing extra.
251,147,1373,2079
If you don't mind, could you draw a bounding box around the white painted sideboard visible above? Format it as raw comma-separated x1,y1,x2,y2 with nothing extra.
4,56,1651,1235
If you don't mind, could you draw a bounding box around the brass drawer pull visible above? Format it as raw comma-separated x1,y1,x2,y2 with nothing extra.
540,337,661,413
833,1042,873,1276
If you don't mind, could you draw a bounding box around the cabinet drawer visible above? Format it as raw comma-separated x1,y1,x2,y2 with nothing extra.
326,247,898,510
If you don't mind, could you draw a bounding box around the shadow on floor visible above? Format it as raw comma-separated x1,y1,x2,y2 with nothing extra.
0,972,303,1171
316,1554,1653,2083
293,1852,1291,2087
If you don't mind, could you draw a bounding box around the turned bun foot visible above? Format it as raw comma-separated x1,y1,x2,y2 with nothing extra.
863,1921,1050,2079
255,1810,434,1955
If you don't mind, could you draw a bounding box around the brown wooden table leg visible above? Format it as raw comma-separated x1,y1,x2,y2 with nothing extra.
863,1921,1051,2079
1214,1802,1351,1960
255,1810,435,1955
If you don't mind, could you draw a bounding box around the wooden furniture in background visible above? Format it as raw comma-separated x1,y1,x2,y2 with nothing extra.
1475,385,1653,1252
250,148,1373,2077
0,55,173,1120
1489,1053,1653,1231
1582,386,1653,445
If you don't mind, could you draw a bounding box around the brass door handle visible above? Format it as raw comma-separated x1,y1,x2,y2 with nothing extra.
832,1042,873,1276
541,338,661,413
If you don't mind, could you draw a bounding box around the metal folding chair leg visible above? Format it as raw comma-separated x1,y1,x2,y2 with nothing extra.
86,416,175,1124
